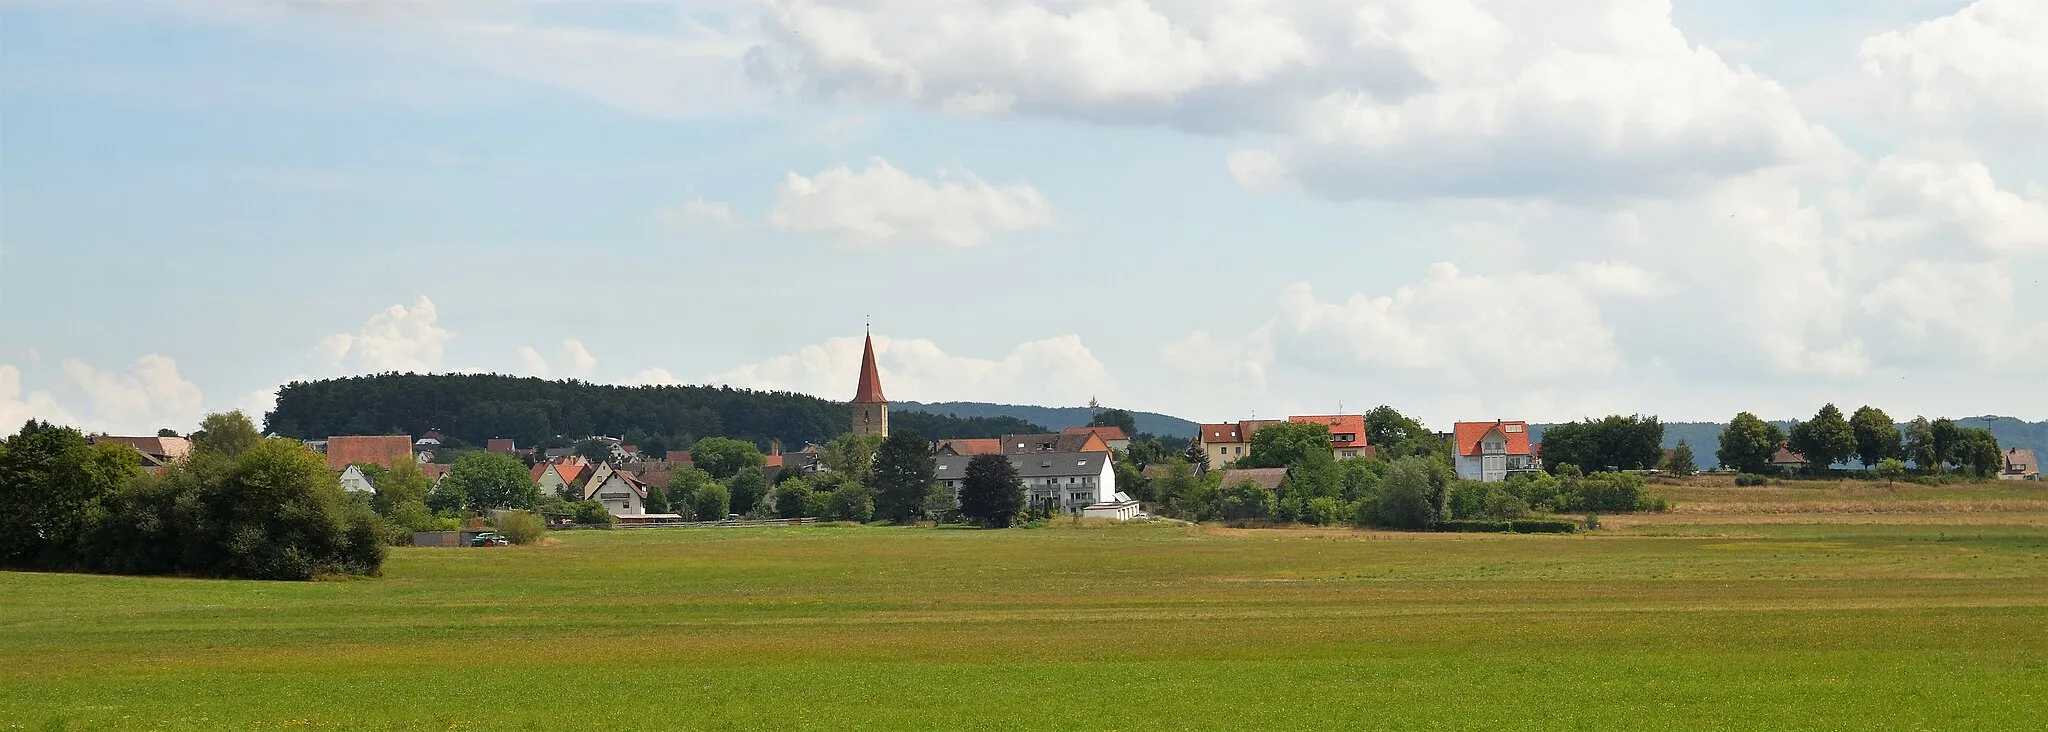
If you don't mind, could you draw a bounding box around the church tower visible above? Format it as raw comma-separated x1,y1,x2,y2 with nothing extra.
851,331,889,438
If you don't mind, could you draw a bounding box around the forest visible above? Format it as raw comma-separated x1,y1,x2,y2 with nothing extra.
263,373,1044,449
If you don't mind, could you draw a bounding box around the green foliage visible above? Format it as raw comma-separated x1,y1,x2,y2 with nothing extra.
1300,496,1346,526
921,483,959,522
773,477,813,519
828,482,875,522
1363,406,1430,455
1787,403,1857,471
1152,461,1198,507
692,480,731,521
1540,415,1665,473
1239,421,1332,469
1735,473,1772,487
425,477,467,514
1718,412,1785,474
0,421,137,567
1904,417,1938,470
691,437,764,480
1956,428,2003,478
1850,406,1902,468
1438,519,1512,533
888,411,1048,441
821,433,884,485
370,459,432,515
445,452,539,511
1220,478,1274,521
1373,457,1450,529
1183,474,1224,522
959,453,1024,528
1338,458,1386,502
193,411,262,458
570,500,614,525
1448,481,1529,521
495,511,545,545
573,439,615,463
1114,460,1148,502
727,466,770,517
666,468,716,520
872,428,937,523
803,488,834,520
644,483,670,514
1664,441,1698,476
1877,457,1907,486
1508,519,1578,534
1088,409,1139,439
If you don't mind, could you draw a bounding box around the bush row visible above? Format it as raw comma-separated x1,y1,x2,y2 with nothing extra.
1436,519,1579,534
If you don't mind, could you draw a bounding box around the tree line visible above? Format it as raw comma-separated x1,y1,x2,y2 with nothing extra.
264,373,1045,454
1715,404,2005,478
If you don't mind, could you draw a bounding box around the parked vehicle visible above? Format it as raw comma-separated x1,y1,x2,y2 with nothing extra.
469,532,510,547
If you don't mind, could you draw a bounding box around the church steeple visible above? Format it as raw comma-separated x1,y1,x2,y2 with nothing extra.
850,330,889,437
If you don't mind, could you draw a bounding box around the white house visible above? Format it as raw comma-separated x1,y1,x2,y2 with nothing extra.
934,451,1136,518
1452,420,1537,483
338,464,376,493
581,463,649,517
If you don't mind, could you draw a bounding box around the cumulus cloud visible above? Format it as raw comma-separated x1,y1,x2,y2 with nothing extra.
712,334,1114,406
0,364,78,428
60,355,208,431
768,158,1055,247
1859,0,2048,141
316,296,454,373
627,368,685,386
517,340,599,380
755,0,1843,198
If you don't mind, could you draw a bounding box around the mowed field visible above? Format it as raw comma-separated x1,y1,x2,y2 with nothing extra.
5,481,2047,731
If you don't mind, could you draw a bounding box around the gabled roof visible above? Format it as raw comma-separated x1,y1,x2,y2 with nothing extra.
1000,432,1106,455
1771,446,1808,466
324,435,416,471
91,435,195,462
1216,467,1288,493
1063,425,1129,441
486,438,515,453
764,454,785,468
1451,421,1533,457
933,451,1112,481
938,438,1004,456
1197,423,1245,444
2004,448,2036,473
853,333,887,403
1289,415,1369,449
421,463,453,481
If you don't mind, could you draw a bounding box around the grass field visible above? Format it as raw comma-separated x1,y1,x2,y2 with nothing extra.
4,480,2046,730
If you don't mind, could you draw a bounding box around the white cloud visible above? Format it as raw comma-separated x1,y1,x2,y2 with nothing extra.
1859,0,2048,141
768,157,1055,247
712,334,1114,406
317,296,453,373
0,364,78,429
662,194,739,233
757,0,1844,199
627,368,685,386
517,340,599,380
59,355,207,433
1842,155,2048,259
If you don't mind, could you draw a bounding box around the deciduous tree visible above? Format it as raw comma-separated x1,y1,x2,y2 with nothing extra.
1850,406,1901,469
1717,412,1784,474
959,453,1024,528
726,466,770,517
1240,421,1331,469
872,428,937,523
1787,404,1856,471
689,437,764,480
446,452,539,511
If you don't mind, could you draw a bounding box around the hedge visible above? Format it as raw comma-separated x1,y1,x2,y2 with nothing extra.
1509,519,1578,534
1439,520,1513,533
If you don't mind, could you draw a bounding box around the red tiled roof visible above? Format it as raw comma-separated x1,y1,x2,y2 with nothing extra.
91,435,194,462
421,463,453,480
1289,415,1369,449
557,463,589,486
1063,426,1129,441
486,438,515,453
324,435,416,471
853,333,886,403
2006,449,2037,473
765,455,784,468
1198,423,1245,444
1771,446,1808,465
939,438,1004,456
1451,421,1533,457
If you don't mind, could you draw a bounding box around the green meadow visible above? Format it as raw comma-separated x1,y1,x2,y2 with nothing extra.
4,482,2047,731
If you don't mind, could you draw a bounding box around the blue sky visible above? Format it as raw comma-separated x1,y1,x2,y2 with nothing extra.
2,0,2043,435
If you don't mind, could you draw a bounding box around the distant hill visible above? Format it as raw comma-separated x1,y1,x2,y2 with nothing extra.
896,402,1200,438
1532,416,2046,469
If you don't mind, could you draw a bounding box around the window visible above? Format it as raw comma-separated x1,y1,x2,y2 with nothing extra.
1504,424,1524,433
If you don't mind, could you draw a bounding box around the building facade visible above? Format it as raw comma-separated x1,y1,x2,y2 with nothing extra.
1452,421,1536,482
934,451,1120,515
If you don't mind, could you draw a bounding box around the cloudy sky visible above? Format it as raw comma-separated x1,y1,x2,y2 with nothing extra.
2,0,2044,435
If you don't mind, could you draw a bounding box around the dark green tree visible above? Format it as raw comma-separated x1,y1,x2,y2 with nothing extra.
727,466,770,517
1239,421,1332,469
1088,408,1139,439
1904,417,1937,469
193,411,262,458
1364,406,1430,453
690,437,764,480
692,480,731,521
644,483,670,514
666,468,716,520
773,476,813,519
0,421,137,567
1376,456,1449,530
1219,478,1274,520
828,481,874,522
1956,428,2002,477
959,453,1024,528
1664,441,1698,476
1540,415,1664,473
1849,406,1901,468
1717,412,1784,474
445,452,539,510
872,428,937,523
1787,403,1856,471
573,439,614,464
1931,418,1963,472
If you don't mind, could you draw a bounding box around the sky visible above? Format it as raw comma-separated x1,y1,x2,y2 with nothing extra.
1,0,2044,435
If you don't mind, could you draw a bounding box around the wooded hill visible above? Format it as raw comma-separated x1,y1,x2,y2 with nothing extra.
264,374,1045,449
896,401,1200,438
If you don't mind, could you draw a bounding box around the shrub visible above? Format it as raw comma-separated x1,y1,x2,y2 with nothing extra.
1735,473,1771,487
1439,520,1512,533
1561,472,1645,513
773,480,813,519
804,489,835,519
495,510,545,544
570,500,615,526
830,482,875,522
1302,496,1345,526
1635,494,1670,512
1584,513,1602,531
1509,519,1578,534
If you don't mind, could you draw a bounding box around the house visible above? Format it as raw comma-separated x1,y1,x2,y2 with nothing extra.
324,435,417,472
421,463,453,484
485,438,516,455
2002,449,2039,481
339,464,376,493
1193,420,1283,470
534,459,592,499
582,463,648,517
1001,432,1110,455
1452,421,1537,483
934,451,1121,516
1288,415,1375,460
1213,467,1289,493
89,435,194,475
1062,426,1130,453
1770,446,1810,473
937,438,1004,457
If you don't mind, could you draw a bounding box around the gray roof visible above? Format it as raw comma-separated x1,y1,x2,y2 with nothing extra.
1216,467,1288,492
1000,433,1097,455
935,451,1110,482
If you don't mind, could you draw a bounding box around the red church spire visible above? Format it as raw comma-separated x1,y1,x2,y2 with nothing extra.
852,332,886,403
